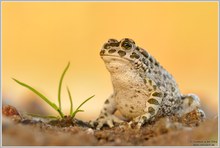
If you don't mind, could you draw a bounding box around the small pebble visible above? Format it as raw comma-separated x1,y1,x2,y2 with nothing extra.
2,105,20,116
86,128,94,135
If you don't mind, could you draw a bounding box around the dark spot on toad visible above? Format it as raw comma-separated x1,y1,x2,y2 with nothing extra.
130,52,140,59
150,63,154,69
136,46,140,51
165,104,170,108
105,99,109,104
169,98,174,102
100,50,105,56
141,50,149,58
108,39,118,43
153,85,157,90
158,71,162,75
144,60,149,66
163,74,167,80
99,116,104,119
133,94,138,98
118,50,126,57
155,61,159,66
171,87,175,92
108,42,120,47
148,107,155,115
108,49,116,53
172,106,177,110
148,80,152,85
108,39,120,47
156,82,161,87
104,43,110,49
148,98,159,105
164,93,168,97
149,57,153,63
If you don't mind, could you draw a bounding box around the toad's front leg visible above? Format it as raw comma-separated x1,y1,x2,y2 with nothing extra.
129,91,163,128
90,94,123,130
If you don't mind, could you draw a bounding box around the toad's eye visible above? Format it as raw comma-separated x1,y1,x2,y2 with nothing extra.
121,41,132,50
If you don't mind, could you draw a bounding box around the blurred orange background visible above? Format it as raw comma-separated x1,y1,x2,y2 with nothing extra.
2,2,218,120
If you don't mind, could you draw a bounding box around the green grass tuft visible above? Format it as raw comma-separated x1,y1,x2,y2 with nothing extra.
13,62,94,119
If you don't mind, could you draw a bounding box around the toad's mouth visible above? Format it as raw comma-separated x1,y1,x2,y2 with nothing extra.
101,54,134,63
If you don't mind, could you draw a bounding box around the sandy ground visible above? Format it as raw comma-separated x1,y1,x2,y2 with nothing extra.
2,105,219,146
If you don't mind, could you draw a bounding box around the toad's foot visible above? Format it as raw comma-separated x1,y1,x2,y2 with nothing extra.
90,114,123,130
179,93,205,119
128,113,152,129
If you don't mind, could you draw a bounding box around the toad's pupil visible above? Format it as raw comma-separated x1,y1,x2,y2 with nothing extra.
122,42,132,50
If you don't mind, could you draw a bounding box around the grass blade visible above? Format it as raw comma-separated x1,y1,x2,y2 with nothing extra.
75,110,84,113
71,95,94,118
67,86,73,115
58,62,70,111
12,78,64,118
71,110,84,117
27,113,59,119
